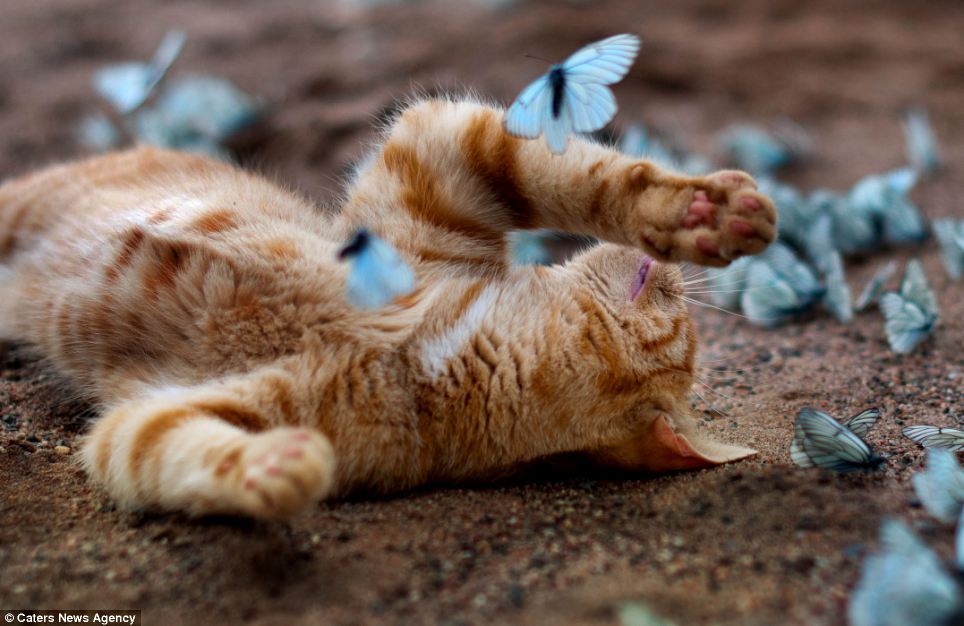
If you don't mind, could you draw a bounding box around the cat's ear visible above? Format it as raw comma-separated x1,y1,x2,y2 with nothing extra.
593,414,757,471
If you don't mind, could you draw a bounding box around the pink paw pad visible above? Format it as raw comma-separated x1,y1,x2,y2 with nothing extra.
683,191,717,229
696,236,720,258
729,219,758,238
740,196,763,212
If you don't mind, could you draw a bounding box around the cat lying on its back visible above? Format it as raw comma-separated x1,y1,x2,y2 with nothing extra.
0,97,776,519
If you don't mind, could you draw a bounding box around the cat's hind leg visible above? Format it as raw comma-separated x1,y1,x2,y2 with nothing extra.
81,370,335,519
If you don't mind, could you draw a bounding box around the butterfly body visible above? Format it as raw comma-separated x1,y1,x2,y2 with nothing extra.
505,34,640,154
547,66,567,119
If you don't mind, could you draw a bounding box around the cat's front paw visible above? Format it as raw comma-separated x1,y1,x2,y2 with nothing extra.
225,428,336,520
674,170,776,267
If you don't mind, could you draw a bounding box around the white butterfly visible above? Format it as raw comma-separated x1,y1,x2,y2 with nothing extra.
912,448,964,524
855,260,898,312
741,242,822,327
790,407,883,473
934,218,964,280
505,34,640,154
337,229,416,310
849,519,963,626
94,30,186,115
880,259,939,354
904,108,941,175
822,251,853,323
904,425,964,452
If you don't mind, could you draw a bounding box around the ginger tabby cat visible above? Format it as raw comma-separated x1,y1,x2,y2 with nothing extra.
0,98,776,519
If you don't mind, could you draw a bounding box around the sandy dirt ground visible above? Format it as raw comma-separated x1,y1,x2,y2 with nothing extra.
0,0,962,624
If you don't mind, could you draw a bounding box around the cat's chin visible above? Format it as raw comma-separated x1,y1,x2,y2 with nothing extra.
628,256,653,301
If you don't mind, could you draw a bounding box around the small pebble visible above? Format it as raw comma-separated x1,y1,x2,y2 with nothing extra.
54,445,71,455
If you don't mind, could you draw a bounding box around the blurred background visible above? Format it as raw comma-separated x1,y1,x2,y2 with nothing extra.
0,1,961,625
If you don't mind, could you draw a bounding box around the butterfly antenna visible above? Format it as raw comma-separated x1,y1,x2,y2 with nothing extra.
524,53,552,63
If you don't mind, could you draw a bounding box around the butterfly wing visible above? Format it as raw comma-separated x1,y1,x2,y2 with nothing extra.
904,108,941,174
741,261,801,327
855,260,897,312
345,235,416,310
561,34,641,85
504,75,552,139
912,448,964,523
565,82,617,133
903,425,964,452
793,407,876,472
933,218,964,280
900,260,938,316
880,292,933,354
849,519,961,626
542,100,573,154
804,212,835,273
789,429,813,468
822,251,853,323
841,408,881,438
763,242,823,301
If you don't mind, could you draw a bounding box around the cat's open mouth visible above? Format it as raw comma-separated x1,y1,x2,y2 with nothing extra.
628,256,654,301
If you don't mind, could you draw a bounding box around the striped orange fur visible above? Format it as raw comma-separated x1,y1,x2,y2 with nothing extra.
0,97,776,519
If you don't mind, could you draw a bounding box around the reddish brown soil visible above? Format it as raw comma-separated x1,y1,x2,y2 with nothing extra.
0,1,962,624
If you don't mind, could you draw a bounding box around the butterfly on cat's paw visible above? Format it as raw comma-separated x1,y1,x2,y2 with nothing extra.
790,406,884,473
337,229,416,310
504,34,640,154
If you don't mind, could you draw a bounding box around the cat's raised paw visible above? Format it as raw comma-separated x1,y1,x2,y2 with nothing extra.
229,428,335,520
676,170,776,267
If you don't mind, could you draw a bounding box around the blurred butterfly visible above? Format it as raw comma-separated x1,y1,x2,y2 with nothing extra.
880,259,939,354
956,507,964,572
848,519,963,626
94,30,186,115
850,168,927,245
934,218,964,280
704,256,752,310
790,407,884,473
337,229,416,310
855,260,897,312
757,177,812,246
822,251,853,323
912,448,964,524
619,125,710,175
804,211,835,273
718,124,794,175
810,189,878,255
505,34,640,154
903,425,964,452
903,108,941,175
741,242,822,327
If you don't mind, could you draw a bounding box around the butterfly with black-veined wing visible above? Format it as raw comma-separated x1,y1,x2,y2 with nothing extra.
790,407,884,473
903,425,964,452
504,34,640,154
